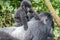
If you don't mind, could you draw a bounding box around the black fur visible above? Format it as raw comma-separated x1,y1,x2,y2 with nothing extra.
24,12,54,40
14,0,32,30
10,12,54,40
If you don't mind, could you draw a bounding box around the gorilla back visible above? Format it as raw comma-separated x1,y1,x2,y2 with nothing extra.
9,12,54,40
24,12,54,40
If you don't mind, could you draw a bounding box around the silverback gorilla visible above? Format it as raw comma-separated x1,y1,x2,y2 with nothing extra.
0,12,54,40
11,12,54,40
23,12,54,40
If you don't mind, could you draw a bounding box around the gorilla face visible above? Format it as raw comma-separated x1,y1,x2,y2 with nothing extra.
21,0,32,13
38,12,54,28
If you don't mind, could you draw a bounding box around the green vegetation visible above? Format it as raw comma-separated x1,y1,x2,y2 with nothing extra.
0,0,60,40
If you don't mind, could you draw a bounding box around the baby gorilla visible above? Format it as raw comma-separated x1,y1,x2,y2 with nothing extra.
14,0,32,30
24,12,54,40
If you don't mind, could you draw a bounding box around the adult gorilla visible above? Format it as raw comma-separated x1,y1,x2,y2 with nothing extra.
11,12,54,40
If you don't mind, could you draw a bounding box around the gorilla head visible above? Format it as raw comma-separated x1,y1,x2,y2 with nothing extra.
21,0,32,13
38,12,54,29
21,0,32,7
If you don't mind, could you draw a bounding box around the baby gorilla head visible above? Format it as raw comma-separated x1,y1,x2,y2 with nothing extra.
21,0,32,7
21,0,32,13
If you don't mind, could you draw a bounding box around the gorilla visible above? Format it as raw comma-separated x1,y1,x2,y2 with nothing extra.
23,12,54,40
0,12,54,40
14,0,39,30
14,0,32,30
0,0,54,40
11,12,54,40
0,0,33,36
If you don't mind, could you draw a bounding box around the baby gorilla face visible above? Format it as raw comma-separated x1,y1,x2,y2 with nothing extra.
22,0,32,13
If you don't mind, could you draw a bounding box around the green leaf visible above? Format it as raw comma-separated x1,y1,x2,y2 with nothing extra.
0,1,3,5
33,0,40,3
55,9,59,14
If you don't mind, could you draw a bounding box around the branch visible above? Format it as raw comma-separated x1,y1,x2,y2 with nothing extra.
45,0,60,27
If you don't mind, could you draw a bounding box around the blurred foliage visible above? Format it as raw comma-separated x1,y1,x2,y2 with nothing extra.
0,0,60,40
